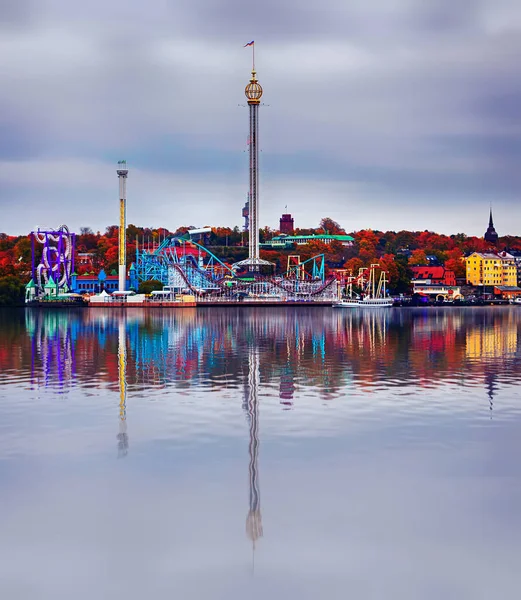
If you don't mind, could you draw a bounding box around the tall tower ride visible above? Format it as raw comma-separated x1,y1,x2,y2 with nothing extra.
234,45,272,272
117,160,128,291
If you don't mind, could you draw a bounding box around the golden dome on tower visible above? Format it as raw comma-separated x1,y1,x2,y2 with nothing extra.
245,70,263,105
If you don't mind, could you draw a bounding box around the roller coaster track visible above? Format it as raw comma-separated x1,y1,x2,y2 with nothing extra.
168,262,338,298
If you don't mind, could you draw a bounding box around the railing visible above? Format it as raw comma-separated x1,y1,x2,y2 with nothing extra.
194,295,332,303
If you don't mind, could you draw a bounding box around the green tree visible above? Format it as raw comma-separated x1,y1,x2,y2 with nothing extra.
0,275,25,306
138,279,164,294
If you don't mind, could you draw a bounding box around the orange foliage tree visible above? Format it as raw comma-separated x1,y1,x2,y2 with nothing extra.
444,248,466,278
408,249,428,266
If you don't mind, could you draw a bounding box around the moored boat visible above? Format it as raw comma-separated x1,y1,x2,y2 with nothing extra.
334,297,393,308
334,263,392,309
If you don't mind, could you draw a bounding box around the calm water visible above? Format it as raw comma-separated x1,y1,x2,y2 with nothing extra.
1,306,521,598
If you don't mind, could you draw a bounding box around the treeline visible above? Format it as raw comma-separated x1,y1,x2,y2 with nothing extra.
1,218,520,304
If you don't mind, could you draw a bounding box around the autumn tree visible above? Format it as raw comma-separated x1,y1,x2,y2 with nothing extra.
444,248,466,278
344,257,364,275
355,230,380,265
378,254,400,284
408,249,428,266
319,217,345,235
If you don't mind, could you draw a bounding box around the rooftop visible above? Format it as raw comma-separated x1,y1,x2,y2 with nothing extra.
271,234,354,242
469,252,514,259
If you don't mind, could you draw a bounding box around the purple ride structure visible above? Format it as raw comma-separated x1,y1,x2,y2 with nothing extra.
30,226,76,297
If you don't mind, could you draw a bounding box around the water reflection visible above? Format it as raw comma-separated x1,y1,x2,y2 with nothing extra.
7,308,521,409
1,307,521,598
117,318,129,458
245,348,263,564
24,310,77,389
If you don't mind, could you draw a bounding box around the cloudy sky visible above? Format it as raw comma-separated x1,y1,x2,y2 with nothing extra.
1,0,521,236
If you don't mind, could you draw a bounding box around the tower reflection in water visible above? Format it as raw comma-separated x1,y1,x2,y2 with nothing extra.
19,307,521,435
244,347,263,565
117,317,129,458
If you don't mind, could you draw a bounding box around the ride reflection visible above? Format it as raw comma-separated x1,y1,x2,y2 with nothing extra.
244,347,263,564
25,310,77,389
15,307,521,409
117,317,129,457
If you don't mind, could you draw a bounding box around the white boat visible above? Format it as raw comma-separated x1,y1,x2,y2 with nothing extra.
334,297,393,308
334,263,393,308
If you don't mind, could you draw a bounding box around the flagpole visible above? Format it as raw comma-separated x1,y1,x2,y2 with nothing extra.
253,42,255,72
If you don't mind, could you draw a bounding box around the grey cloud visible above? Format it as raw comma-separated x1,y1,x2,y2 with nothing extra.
0,1,38,30
1,0,521,233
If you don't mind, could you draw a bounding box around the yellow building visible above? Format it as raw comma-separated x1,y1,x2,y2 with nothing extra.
466,252,517,286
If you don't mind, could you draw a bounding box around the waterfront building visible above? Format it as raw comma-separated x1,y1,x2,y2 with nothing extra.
411,283,463,301
466,252,517,287
71,266,138,293
260,233,354,249
506,250,521,286
492,285,521,299
411,266,456,287
411,266,460,300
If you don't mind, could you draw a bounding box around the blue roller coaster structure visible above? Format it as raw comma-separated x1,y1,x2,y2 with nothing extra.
136,235,337,300
136,235,233,290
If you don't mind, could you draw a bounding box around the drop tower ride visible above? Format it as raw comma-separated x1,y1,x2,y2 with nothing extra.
234,44,272,272
117,160,128,292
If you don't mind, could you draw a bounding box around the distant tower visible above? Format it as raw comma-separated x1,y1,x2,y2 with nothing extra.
484,208,499,246
279,211,294,235
242,195,250,232
234,45,271,272
117,160,129,291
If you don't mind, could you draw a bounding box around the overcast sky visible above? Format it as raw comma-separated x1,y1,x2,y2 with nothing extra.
1,0,521,236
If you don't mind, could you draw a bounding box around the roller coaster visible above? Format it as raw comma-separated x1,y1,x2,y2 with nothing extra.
136,235,338,301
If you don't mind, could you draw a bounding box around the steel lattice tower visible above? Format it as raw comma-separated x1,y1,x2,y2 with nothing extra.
117,160,129,291
234,51,272,272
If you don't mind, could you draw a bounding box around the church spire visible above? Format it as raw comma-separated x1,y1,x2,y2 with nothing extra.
484,207,499,246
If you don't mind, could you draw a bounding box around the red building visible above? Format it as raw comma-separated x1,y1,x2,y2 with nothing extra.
279,213,294,235
411,266,456,286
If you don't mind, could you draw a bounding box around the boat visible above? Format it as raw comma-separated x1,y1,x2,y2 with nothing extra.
334,263,393,309
335,297,393,308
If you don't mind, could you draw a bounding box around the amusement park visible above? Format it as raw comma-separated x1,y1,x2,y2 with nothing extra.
23,53,395,309
3,44,520,308
24,222,347,306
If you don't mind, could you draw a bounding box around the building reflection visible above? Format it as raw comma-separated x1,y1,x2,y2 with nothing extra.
7,308,521,410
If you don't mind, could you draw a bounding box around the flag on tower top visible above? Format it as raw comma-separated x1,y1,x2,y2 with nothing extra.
244,40,254,47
